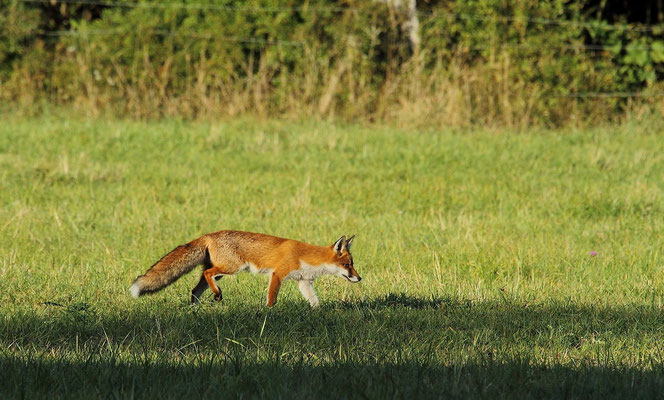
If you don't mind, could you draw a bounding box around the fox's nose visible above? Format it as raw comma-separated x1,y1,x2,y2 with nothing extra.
357,276,362,282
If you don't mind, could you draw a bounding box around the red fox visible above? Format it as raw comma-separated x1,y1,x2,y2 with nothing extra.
130,231,361,307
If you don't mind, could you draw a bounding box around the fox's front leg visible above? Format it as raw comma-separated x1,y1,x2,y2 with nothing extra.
266,272,283,307
297,280,319,308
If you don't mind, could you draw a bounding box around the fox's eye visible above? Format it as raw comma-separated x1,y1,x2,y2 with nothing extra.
344,264,350,268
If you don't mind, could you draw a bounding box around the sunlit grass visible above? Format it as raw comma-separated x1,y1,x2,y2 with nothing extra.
1,115,664,398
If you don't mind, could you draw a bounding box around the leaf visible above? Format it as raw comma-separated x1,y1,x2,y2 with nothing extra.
606,41,622,57
650,41,664,63
623,41,649,66
637,69,655,85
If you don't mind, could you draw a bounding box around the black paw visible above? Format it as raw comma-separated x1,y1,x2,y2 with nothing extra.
214,293,223,302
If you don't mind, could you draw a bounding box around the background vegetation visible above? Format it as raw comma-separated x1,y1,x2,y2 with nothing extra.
2,0,664,127
2,116,664,397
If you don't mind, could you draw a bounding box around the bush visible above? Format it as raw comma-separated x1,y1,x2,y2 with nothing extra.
1,0,663,126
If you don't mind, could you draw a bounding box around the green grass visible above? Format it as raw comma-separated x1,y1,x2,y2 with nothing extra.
1,115,664,398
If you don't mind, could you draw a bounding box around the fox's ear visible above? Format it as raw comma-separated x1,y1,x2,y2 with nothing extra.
333,235,346,255
346,235,355,250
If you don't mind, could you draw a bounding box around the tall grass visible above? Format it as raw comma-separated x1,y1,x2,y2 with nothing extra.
8,45,660,128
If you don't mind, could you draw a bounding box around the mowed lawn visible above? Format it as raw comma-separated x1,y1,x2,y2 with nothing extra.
1,115,664,398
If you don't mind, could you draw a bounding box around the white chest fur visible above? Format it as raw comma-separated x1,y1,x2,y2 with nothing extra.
285,261,344,281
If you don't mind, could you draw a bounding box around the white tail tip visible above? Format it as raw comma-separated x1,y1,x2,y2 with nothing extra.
129,282,141,299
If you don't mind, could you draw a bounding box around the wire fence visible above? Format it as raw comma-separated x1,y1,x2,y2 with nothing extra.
423,11,661,33
15,0,351,12
35,28,305,46
9,28,655,53
551,91,664,98
15,0,664,32
8,0,664,98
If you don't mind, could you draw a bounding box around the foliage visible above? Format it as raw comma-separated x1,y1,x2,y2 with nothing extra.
1,0,664,125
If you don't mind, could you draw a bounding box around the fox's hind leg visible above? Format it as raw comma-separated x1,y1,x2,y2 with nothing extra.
190,275,208,303
203,266,232,302
191,274,219,304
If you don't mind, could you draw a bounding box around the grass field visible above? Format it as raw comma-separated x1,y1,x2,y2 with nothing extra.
1,115,664,398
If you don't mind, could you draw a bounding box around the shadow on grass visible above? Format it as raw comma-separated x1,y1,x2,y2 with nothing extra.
2,293,664,398
4,293,664,351
337,292,454,309
2,353,663,399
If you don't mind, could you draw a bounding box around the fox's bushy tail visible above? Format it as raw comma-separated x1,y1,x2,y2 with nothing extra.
130,237,207,298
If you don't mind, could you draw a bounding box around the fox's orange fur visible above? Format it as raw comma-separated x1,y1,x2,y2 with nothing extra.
130,231,361,307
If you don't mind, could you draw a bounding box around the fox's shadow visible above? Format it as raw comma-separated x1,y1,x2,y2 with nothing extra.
334,292,452,310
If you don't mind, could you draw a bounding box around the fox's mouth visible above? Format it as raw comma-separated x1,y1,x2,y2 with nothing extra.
343,274,361,283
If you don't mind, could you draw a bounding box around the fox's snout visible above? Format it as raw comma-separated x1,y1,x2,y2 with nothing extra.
347,265,362,283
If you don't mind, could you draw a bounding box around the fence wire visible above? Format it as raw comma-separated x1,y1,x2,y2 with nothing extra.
7,28,655,53
8,0,664,99
14,0,350,12
15,0,664,32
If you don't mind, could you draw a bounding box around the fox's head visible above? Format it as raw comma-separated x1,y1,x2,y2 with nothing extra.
331,235,361,283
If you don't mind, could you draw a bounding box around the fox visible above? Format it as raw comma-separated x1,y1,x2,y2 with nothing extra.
129,231,361,307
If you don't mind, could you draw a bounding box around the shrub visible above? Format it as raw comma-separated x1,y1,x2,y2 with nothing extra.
1,0,663,126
